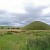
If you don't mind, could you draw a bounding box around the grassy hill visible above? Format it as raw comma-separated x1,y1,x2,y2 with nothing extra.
22,21,50,30
0,22,50,50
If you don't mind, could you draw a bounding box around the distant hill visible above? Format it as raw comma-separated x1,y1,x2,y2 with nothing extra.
22,21,50,30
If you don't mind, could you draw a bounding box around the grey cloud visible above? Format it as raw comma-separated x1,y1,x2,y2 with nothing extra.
0,3,50,26
16,4,49,25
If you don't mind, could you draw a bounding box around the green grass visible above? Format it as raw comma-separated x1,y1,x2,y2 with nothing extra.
0,31,28,50
22,21,50,30
0,30,50,50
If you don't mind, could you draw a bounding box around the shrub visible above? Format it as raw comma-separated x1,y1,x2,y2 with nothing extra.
6,31,13,35
1,27,3,29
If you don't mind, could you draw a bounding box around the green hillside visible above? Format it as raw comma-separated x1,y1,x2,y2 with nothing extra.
22,21,50,30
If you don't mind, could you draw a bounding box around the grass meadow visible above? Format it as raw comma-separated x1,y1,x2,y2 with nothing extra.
0,30,50,50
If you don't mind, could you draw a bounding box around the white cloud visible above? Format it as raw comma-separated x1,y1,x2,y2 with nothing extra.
0,0,26,13
0,0,50,26
33,0,50,6
42,7,50,15
0,0,50,13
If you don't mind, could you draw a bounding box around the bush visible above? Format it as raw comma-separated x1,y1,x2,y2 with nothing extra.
6,31,13,35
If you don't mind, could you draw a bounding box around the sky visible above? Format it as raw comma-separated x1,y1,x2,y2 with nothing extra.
0,0,50,26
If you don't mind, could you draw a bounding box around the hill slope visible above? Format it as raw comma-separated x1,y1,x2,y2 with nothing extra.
22,21,50,30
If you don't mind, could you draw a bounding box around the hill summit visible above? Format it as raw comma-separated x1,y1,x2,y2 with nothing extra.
22,21,50,30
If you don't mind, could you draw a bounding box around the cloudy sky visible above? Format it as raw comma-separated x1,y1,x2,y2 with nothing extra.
0,0,50,27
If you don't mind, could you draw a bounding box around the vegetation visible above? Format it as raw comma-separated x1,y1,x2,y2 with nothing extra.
0,21,50,50
6,31,13,35
22,21,50,30
0,26,20,29
0,30,50,50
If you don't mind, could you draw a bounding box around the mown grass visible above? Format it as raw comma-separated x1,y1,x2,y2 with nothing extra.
0,30,50,50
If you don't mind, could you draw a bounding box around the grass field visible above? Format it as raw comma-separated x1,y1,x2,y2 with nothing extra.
0,30,50,50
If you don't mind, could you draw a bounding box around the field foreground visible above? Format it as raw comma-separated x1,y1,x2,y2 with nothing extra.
0,29,50,50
